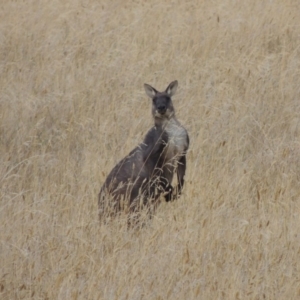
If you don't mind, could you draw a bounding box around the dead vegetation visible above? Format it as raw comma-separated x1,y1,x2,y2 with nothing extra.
1,0,300,299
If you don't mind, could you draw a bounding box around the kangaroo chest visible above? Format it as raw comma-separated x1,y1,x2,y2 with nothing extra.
163,119,188,161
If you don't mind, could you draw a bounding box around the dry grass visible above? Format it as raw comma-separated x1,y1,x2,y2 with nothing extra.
1,0,300,299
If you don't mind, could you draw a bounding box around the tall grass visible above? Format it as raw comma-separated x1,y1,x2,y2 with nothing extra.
1,0,300,298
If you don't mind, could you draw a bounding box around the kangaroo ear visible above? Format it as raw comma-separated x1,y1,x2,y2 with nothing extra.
144,83,157,99
165,80,178,97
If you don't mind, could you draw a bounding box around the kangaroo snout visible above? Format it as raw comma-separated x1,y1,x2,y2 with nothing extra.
157,105,167,114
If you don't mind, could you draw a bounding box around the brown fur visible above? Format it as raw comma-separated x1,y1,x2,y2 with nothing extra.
98,80,189,223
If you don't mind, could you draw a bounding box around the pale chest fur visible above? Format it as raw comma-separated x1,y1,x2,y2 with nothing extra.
163,118,188,161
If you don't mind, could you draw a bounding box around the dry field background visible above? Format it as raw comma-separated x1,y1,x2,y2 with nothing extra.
1,0,300,299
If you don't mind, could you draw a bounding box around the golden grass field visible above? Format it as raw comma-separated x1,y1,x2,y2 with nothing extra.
1,0,300,298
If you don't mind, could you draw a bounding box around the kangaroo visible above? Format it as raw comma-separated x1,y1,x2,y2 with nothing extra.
98,80,189,223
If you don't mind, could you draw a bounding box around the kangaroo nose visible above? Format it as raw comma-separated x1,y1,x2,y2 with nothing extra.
157,105,166,113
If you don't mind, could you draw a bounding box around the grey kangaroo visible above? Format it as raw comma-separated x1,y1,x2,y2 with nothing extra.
98,80,189,222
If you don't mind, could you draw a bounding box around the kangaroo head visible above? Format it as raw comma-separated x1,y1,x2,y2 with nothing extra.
144,80,178,120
